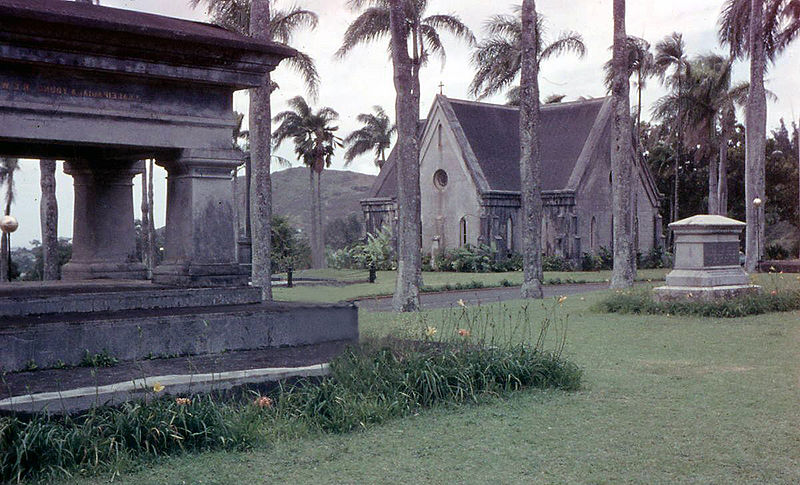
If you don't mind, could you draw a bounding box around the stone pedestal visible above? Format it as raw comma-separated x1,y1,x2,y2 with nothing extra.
62,159,147,280
153,148,247,287
654,215,760,302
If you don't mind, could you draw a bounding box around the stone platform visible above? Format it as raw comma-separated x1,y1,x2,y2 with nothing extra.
0,281,358,374
653,284,761,302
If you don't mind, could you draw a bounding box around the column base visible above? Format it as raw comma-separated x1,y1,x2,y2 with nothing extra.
152,262,248,287
62,261,147,281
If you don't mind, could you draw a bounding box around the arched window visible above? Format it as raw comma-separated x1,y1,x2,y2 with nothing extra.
459,217,467,247
590,216,597,250
506,217,513,251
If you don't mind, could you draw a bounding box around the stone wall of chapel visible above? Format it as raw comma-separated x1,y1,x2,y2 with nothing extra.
419,108,482,255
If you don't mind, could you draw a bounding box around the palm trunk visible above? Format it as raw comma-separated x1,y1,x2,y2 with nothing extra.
40,159,59,280
249,0,273,300
390,0,422,312
140,162,152,276
610,0,635,289
0,233,7,283
519,0,543,299
718,108,734,216
309,168,325,268
708,126,719,215
745,0,767,273
147,159,156,268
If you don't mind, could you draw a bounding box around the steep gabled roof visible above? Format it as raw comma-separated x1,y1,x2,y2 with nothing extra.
367,119,426,199
444,96,609,192
366,96,611,200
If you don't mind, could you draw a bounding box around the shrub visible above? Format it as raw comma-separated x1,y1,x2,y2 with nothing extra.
598,288,800,318
542,254,572,272
349,225,395,270
765,243,790,261
433,245,522,273
638,246,666,269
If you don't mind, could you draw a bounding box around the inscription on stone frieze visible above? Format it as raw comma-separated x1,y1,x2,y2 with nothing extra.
1,80,143,102
703,241,740,267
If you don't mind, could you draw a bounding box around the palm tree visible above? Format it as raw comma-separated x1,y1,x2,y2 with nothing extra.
519,0,544,299
603,36,654,138
343,106,396,168
469,7,586,100
248,0,274,300
0,158,19,282
653,32,690,229
652,54,751,216
190,0,320,97
610,0,635,289
718,0,799,271
39,159,59,281
338,0,474,312
273,96,341,269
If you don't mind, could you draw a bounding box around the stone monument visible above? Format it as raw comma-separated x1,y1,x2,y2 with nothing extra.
654,215,760,301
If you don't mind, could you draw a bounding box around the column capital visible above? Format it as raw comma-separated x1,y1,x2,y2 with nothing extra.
158,148,244,178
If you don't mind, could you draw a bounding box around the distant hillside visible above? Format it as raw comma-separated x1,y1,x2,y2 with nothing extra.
234,167,376,237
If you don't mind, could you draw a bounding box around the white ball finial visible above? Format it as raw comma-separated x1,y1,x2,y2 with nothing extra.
753,198,762,207
0,215,18,233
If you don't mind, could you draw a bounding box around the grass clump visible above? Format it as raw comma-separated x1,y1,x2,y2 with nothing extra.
0,395,255,483
274,339,581,434
598,288,800,318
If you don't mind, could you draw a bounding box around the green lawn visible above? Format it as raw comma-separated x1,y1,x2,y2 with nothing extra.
274,268,669,302
71,276,800,484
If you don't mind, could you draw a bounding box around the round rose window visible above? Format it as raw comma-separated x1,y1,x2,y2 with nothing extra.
433,169,448,189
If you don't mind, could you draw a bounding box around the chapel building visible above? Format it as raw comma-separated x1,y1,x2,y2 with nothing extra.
361,95,664,265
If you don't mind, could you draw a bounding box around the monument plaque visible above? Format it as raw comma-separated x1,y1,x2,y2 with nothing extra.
702,241,740,267
654,215,760,302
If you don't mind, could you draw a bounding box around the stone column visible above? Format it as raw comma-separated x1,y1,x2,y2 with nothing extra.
152,148,247,287
62,159,147,280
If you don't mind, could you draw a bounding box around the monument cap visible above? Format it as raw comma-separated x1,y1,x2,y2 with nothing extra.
668,214,746,231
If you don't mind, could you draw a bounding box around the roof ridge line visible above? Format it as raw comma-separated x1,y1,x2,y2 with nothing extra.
443,95,610,111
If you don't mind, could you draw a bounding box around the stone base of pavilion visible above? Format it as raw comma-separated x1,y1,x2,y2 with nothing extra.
0,281,358,412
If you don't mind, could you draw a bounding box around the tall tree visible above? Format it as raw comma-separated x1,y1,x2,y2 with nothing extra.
190,0,320,97
610,0,635,289
147,160,156,268
718,0,799,270
603,36,654,138
273,96,341,269
652,54,751,216
0,158,19,282
343,106,396,168
248,0,274,299
39,160,59,281
388,0,421,311
469,8,586,100
338,0,474,312
653,32,689,228
140,163,152,277
518,0,543,299
746,0,768,271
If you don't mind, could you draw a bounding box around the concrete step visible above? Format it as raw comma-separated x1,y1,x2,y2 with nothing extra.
0,283,263,317
0,362,330,414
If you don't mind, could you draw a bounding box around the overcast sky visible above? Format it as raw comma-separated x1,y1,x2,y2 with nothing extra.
11,0,800,248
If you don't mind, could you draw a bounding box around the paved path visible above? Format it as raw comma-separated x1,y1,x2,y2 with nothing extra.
355,282,611,312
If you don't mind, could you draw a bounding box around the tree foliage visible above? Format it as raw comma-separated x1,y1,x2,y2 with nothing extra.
469,7,586,99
